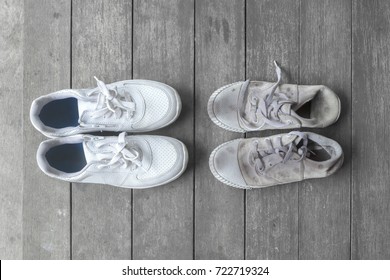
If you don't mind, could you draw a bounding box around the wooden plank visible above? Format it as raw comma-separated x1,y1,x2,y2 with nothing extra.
245,0,299,259
299,0,351,260
352,0,390,259
71,0,133,259
0,0,23,259
23,0,71,259
194,0,245,259
132,0,194,259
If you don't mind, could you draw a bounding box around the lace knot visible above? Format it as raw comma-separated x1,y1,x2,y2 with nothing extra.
88,77,136,120
97,132,143,170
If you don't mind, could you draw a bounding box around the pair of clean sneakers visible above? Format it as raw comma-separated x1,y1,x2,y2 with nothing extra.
208,62,344,189
31,78,188,189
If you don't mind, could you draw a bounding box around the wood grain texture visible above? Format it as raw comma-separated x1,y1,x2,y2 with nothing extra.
23,0,71,259
298,0,351,260
0,0,23,259
194,0,245,259
4,0,390,260
71,0,133,259
352,0,390,259
132,0,194,259
245,0,300,259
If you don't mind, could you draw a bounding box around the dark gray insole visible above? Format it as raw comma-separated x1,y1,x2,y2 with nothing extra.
296,139,331,162
295,100,312,119
45,143,87,173
39,97,79,128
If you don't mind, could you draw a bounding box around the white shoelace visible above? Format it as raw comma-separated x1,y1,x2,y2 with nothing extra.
87,77,136,120
249,131,310,175
95,132,143,170
245,61,294,128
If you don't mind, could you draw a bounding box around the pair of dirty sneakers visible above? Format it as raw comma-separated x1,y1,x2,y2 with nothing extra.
31,78,188,189
208,61,344,189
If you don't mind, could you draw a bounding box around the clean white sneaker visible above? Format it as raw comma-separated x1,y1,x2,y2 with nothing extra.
36,132,188,189
30,78,181,137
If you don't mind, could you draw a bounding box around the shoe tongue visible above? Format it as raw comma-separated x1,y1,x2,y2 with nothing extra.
78,86,146,126
78,99,96,117
82,138,116,163
279,133,298,146
82,136,152,171
280,103,292,115
273,133,302,148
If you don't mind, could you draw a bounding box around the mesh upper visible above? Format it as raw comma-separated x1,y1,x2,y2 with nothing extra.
133,85,170,128
138,137,177,180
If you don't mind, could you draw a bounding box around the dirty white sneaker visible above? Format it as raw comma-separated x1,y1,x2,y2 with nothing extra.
37,132,188,189
30,78,181,137
209,131,343,189
208,61,341,132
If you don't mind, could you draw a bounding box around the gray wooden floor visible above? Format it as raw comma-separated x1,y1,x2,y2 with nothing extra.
1,0,390,260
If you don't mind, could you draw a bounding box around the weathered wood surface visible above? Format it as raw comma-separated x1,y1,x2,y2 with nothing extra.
23,0,71,259
0,0,23,259
298,0,351,259
194,0,245,259
132,0,194,259
72,0,133,259
2,0,390,259
352,0,390,259
245,0,300,259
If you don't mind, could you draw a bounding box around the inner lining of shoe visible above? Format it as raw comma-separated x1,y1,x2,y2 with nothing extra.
296,139,331,161
45,143,87,173
39,98,79,128
295,100,312,119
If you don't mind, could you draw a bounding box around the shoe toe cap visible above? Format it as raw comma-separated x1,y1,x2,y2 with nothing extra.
136,136,188,187
208,82,245,132
132,81,181,131
209,139,247,188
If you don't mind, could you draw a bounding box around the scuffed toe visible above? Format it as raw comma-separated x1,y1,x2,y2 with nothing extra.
208,82,245,132
209,139,247,188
